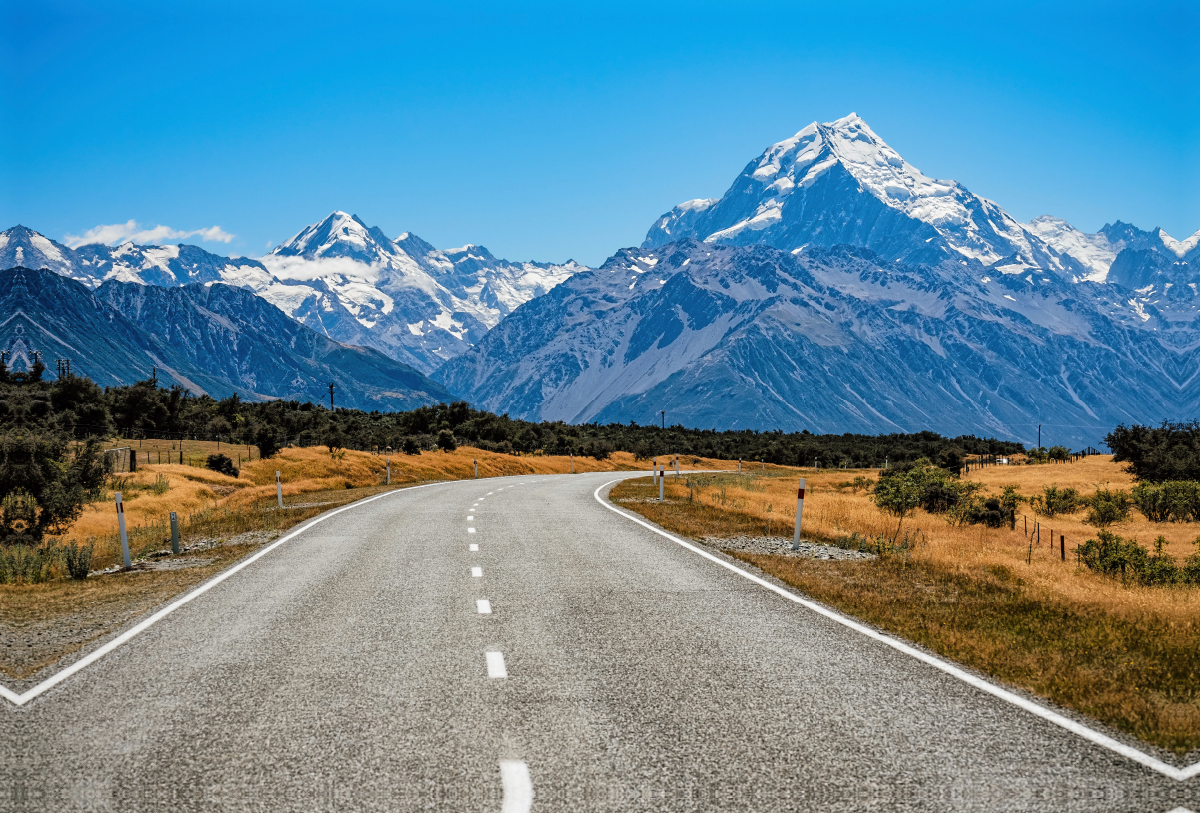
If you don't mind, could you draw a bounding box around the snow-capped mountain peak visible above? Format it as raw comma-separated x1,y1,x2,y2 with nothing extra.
270,210,400,265
1157,227,1200,258
644,113,1083,276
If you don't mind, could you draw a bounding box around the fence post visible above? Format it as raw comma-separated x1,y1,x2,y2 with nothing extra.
170,511,180,554
276,471,283,508
116,493,131,568
130,450,137,473
791,478,806,551
1060,535,1065,562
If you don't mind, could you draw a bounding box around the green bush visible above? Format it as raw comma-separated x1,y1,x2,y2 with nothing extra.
205,453,238,477
1084,486,1132,527
1132,481,1200,522
1076,531,1200,586
63,539,93,579
0,542,62,584
436,429,457,452
1029,485,1080,517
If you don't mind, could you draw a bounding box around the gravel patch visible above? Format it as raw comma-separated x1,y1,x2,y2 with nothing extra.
89,530,281,577
703,535,877,561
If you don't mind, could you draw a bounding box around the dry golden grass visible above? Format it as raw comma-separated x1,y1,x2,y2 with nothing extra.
611,458,1200,755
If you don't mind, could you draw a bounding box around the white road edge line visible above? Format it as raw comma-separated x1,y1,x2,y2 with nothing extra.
593,478,1200,782
0,480,457,708
486,651,507,679
499,759,532,812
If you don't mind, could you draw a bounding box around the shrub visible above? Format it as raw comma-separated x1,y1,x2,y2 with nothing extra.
1083,486,1131,527
1028,485,1080,517
436,429,457,452
205,454,238,477
402,437,421,455
255,426,281,460
1076,530,1149,579
64,540,93,579
1133,480,1200,522
151,474,170,495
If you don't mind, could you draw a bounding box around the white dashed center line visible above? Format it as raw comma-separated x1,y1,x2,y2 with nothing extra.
486,651,507,679
472,567,483,578
487,492,494,495
469,543,479,552
468,527,476,534
476,599,492,614
499,760,532,811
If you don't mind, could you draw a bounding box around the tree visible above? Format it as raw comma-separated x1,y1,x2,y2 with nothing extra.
437,429,457,452
1106,421,1200,482
0,431,107,545
254,425,281,459
872,472,922,541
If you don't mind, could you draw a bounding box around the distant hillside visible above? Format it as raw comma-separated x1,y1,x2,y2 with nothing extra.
0,266,456,411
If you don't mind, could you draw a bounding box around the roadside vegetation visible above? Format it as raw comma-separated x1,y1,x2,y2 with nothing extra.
611,453,1200,756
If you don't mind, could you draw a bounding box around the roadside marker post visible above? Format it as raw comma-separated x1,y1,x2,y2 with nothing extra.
738,458,742,474
659,465,664,502
570,453,574,473
115,493,131,568
791,478,806,551
386,457,391,485
474,458,478,478
276,471,283,508
761,459,764,471
169,512,180,555
653,457,657,486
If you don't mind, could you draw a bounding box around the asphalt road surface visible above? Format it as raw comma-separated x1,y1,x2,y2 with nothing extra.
2,472,1197,812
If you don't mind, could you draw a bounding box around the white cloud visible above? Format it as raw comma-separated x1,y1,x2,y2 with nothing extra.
260,254,384,282
63,220,235,248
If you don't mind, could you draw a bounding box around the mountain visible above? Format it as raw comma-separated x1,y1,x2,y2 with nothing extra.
0,266,455,411
0,225,274,289
435,240,1195,447
643,114,1088,278
257,211,586,372
0,216,586,375
1028,217,1199,288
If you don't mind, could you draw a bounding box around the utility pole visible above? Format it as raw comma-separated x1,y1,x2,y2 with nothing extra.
660,410,665,430
1038,424,1041,449
328,382,336,411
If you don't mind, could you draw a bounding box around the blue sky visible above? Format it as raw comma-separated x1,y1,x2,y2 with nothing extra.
2,0,1195,266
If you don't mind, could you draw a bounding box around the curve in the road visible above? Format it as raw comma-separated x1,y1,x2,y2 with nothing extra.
593,478,1200,783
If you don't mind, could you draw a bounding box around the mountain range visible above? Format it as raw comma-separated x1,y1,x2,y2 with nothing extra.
3,112,1197,444
436,114,1198,447
0,266,453,411
0,214,586,374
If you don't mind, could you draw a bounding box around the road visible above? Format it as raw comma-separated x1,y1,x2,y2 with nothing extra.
2,472,1196,812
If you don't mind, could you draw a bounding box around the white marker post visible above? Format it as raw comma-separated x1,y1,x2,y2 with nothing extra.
659,463,664,502
115,493,131,568
674,454,679,477
474,458,478,478
653,457,657,486
791,478,806,551
570,453,574,473
276,470,283,508
738,458,742,474
386,457,391,485
169,511,180,555
761,459,764,471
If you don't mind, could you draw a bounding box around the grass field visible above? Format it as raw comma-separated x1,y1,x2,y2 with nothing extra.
610,457,1200,756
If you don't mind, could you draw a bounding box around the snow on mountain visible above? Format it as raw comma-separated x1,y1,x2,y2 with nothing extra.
1158,227,1200,258
0,219,586,375
437,239,1195,447
258,211,587,372
0,224,276,289
1024,216,1119,281
644,113,1085,278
